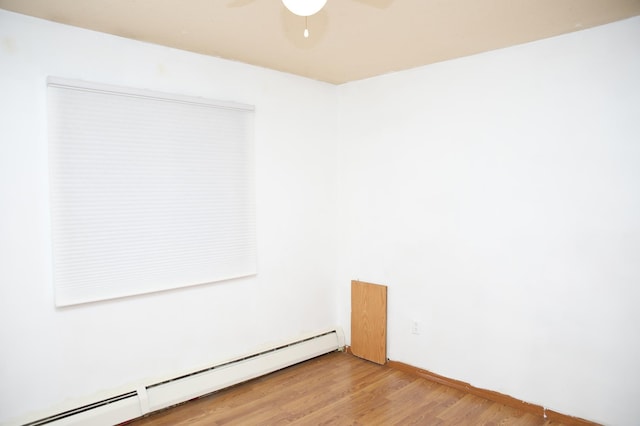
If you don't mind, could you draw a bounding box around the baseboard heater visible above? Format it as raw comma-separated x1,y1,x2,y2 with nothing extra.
22,329,344,426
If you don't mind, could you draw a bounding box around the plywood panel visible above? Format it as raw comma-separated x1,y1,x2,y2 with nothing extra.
351,280,387,364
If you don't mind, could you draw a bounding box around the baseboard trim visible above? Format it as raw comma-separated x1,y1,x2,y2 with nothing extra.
385,360,599,426
17,330,343,426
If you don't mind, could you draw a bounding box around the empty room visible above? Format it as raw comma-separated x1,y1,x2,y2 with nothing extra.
0,1,639,425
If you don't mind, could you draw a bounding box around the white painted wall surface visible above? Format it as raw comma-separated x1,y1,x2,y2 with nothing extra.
336,17,640,426
2,7,639,426
0,10,338,425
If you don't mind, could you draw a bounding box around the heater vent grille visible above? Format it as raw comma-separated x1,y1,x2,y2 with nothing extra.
149,330,338,389
24,391,139,426
21,328,344,426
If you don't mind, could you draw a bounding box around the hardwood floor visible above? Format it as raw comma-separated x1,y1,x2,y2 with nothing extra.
125,351,571,425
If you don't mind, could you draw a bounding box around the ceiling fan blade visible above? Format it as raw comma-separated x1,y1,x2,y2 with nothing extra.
350,0,395,9
226,0,257,7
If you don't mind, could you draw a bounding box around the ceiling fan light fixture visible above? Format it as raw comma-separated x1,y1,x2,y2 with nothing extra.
282,0,327,17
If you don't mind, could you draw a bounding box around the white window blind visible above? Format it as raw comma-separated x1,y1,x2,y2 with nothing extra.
47,77,256,306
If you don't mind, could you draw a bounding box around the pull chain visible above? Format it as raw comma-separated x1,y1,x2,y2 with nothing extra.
304,16,309,38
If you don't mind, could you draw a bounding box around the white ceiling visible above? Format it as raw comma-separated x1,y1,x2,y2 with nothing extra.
1,0,639,84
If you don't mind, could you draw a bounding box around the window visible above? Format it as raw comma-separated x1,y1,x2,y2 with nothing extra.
48,77,256,306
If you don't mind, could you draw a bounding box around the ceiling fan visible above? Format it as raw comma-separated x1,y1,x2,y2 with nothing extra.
281,0,328,38
229,0,393,39
282,0,327,17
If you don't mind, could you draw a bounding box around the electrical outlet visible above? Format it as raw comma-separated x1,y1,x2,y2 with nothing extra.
411,320,420,335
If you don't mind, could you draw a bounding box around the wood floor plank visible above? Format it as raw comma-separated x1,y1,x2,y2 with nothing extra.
124,352,574,425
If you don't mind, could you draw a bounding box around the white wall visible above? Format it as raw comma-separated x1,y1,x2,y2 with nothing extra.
336,17,640,426
0,10,339,425
2,7,639,426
